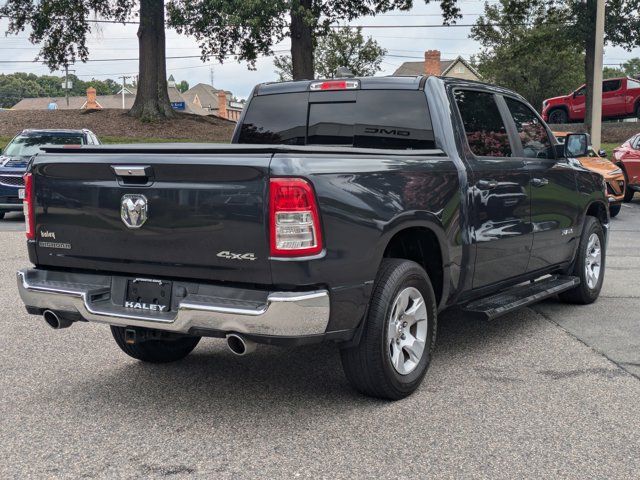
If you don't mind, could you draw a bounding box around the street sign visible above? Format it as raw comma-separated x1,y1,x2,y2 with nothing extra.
61,81,73,90
171,102,186,111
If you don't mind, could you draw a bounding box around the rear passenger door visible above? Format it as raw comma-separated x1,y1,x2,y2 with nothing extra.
454,90,533,289
502,96,581,271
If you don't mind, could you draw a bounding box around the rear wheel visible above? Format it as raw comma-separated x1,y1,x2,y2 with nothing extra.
340,259,437,400
548,108,568,124
111,326,200,363
609,204,621,218
559,216,605,304
0,211,5,220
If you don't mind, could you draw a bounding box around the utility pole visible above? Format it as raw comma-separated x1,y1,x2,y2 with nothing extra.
62,65,75,107
590,0,606,150
118,75,130,109
210,66,214,87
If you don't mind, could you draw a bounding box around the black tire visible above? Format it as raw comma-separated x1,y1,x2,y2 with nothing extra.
559,216,605,304
636,102,640,120
548,109,568,124
111,326,200,363
609,204,621,218
340,259,437,400
623,170,635,202
0,211,5,220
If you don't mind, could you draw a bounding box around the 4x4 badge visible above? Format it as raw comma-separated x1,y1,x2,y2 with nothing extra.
121,194,148,229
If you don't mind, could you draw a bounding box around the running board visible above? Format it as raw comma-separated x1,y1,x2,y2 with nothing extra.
461,275,580,320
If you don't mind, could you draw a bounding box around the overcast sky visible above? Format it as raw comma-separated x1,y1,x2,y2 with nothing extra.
1,1,639,99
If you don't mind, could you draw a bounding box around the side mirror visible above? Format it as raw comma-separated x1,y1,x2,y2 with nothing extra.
565,133,590,158
598,149,607,157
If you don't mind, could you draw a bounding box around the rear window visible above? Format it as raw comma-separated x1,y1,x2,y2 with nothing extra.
4,133,85,157
237,90,435,150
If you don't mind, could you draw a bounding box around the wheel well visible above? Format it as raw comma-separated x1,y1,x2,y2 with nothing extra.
586,201,607,225
548,105,569,117
383,227,444,304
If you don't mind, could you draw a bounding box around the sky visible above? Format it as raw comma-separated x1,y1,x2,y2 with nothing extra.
1,0,639,100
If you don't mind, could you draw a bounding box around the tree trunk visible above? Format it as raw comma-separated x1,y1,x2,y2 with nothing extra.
128,0,175,120
290,0,315,80
583,0,597,132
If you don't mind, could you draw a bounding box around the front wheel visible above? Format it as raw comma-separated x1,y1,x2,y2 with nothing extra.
340,259,437,400
111,326,200,363
548,109,568,124
0,211,5,220
559,216,605,304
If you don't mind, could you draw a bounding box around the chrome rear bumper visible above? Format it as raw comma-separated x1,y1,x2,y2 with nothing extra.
17,269,330,337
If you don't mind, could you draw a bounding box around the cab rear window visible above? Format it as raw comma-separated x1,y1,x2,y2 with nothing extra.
237,90,435,150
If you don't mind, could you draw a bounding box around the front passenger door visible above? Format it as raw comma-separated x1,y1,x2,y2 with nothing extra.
503,97,581,271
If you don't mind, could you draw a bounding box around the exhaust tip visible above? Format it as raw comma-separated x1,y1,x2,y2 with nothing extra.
226,334,256,356
43,310,72,329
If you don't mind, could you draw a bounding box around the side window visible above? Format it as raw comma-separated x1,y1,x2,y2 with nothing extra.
603,79,622,92
504,97,554,159
628,79,640,89
574,87,586,97
633,135,640,150
454,90,512,158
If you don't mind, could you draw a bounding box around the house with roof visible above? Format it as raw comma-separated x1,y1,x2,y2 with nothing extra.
182,83,244,121
393,50,481,81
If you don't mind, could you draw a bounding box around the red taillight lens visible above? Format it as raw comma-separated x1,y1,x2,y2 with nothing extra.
23,172,35,240
269,178,323,257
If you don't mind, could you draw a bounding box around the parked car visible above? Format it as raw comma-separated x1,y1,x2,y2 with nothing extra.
612,133,640,202
17,77,609,400
0,129,101,219
553,131,625,217
542,77,640,124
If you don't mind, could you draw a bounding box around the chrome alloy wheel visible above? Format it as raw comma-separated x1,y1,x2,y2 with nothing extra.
387,287,428,375
585,233,602,290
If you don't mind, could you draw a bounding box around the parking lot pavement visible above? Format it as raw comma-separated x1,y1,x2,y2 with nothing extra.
1,202,640,479
0,211,24,231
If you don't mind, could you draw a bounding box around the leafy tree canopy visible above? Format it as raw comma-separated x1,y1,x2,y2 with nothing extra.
274,27,386,81
0,72,121,108
603,57,640,78
167,0,462,80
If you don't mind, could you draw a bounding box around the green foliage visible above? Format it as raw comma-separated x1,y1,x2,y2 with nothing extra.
471,1,584,111
167,1,460,76
0,73,121,108
177,80,190,93
603,57,640,78
273,27,386,81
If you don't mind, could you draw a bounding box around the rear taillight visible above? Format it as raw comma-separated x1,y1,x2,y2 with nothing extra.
269,178,323,257
23,172,35,240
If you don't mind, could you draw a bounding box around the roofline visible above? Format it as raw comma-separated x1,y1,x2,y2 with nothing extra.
440,56,482,79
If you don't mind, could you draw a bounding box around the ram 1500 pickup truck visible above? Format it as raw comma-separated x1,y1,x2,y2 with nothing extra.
17,76,609,400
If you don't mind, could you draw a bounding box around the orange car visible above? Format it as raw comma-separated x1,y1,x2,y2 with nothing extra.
554,131,626,217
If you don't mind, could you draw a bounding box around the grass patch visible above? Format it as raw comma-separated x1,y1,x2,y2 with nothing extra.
600,142,619,159
0,136,12,151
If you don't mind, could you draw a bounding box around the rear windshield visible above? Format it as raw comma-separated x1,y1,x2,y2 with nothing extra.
5,133,84,157
237,90,435,150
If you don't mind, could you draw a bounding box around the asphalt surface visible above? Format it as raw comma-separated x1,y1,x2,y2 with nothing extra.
1,200,639,479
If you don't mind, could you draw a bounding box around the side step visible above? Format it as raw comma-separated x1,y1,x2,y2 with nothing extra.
461,275,580,320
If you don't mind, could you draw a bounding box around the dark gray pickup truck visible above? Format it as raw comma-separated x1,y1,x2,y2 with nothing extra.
18,76,609,399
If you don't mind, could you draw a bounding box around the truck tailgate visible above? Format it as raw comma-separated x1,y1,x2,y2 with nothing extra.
31,152,272,284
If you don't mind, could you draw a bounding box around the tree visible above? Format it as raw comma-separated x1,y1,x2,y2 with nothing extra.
473,0,640,128
1,0,175,120
471,2,584,111
273,27,386,81
168,0,462,81
603,57,640,78
177,80,190,93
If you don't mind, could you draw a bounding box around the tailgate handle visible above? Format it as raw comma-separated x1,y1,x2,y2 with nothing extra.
112,165,152,177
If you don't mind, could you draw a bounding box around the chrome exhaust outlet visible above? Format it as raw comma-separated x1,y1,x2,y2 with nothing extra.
43,310,73,329
226,334,256,356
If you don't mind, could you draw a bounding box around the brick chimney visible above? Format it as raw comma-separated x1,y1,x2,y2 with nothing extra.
424,50,441,76
217,91,227,119
85,87,100,109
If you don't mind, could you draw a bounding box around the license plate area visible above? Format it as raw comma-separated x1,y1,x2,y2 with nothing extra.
18,188,25,200
125,278,172,313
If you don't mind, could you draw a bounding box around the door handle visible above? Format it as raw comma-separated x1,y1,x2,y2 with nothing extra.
477,179,499,190
531,177,549,187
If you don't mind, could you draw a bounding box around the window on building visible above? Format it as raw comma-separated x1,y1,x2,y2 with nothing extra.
454,90,512,157
455,64,465,74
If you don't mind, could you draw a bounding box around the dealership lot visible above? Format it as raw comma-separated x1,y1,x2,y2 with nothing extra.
1,202,639,479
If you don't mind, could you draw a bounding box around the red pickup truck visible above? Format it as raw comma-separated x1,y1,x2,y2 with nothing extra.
542,77,640,124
